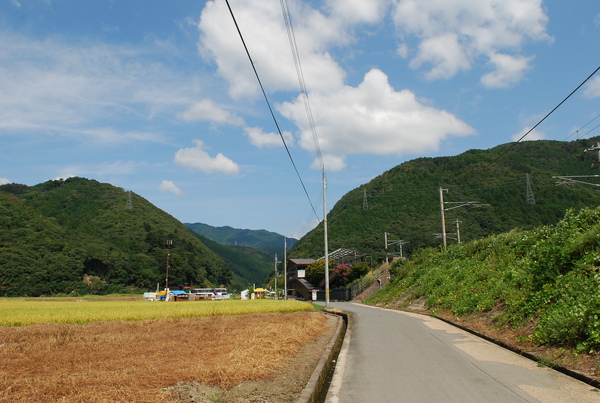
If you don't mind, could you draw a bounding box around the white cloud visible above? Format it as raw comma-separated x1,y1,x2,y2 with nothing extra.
584,76,600,99
0,32,198,142
481,53,533,88
0,177,11,185
158,180,186,196
311,154,346,172
174,139,240,175
392,0,551,87
278,69,475,163
245,127,294,148
324,0,388,24
197,0,346,100
512,127,546,142
179,99,244,125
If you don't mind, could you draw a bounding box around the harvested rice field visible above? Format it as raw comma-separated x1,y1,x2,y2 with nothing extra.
0,299,335,402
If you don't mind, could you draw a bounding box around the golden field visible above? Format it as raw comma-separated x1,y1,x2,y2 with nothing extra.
0,298,326,402
0,298,315,326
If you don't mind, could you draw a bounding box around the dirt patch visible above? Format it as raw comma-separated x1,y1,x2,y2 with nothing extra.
0,311,339,402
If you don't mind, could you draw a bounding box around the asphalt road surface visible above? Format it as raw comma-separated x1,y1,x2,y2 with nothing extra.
325,302,600,403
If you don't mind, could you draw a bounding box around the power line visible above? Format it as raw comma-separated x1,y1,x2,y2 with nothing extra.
224,0,320,222
280,0,324,170
565,113,600,140
481,65,600,172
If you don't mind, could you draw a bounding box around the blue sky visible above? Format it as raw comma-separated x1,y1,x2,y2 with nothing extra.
1,0,599,239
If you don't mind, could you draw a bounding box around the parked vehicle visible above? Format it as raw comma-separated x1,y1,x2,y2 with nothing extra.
189,287,230,300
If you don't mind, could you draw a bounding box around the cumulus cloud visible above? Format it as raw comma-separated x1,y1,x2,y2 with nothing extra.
392,0,551,87
278,69,475,167
245,127,294,148
512,127,546,142
311,154,346,172
174,139,240,175
197,0,346,99
179,99,244,125
0,177,11,185
323,0,388,24
158,180,186,196
481,53,533,89
584,76,600,99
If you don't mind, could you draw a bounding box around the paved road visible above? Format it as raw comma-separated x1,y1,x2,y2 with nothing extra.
325,302,600,403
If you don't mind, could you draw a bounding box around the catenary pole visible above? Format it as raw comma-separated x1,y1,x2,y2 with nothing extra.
439,188,448,249
283,237,287,300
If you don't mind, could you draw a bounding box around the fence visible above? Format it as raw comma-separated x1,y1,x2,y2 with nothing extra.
316,264,389,301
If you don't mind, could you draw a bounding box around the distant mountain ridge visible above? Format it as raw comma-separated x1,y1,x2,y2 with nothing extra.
185,222,298,251
291,137,600,261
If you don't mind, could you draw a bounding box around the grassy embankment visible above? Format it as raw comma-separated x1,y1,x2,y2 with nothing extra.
368,206,600,353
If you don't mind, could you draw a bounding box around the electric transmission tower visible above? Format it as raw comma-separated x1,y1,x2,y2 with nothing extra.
526,174,536,205
125,190,133,210
362,188,368,210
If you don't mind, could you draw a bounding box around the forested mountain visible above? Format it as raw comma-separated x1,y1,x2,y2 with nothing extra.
0,178,232,297
185,222,297,253
291,138,600,261
192,234,275,290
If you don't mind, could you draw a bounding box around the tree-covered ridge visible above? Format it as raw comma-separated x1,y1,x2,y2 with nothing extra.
291,138,600,261
192,233,275,290
185,222,298,251
0,177,231,297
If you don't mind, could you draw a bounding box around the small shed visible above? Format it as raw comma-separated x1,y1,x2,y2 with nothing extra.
168,290,190,301
253,288,266,299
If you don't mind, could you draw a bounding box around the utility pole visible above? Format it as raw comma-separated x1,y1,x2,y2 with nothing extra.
439,188,489,248
385,232,408,260
283,237,287,300
274,253,278,300
439,188,448,249
454,220,462,244
384,232,389,264
553,143,600,187
165,239,172,292
323,172,330,307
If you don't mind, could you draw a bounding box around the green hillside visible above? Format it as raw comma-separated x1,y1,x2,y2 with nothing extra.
192,234,274,290
186,222,298,252
0,177,232,297
291,138,600,260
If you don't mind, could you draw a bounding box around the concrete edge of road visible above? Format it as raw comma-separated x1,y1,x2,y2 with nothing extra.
297,310,348,403
433,314,600,390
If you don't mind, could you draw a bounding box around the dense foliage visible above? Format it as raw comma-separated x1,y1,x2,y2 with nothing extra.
186,222,298,254
0,178,232,296
192,234,275,290
291,138,600,261
370,206,600,352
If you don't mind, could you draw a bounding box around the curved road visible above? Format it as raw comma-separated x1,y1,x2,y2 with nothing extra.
325,302,600,403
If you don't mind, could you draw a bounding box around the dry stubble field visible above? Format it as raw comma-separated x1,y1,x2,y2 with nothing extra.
0,299,333,402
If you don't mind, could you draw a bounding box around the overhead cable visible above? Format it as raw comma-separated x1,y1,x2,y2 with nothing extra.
481,65,600,172
565,113,600,140
224,0,320,221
